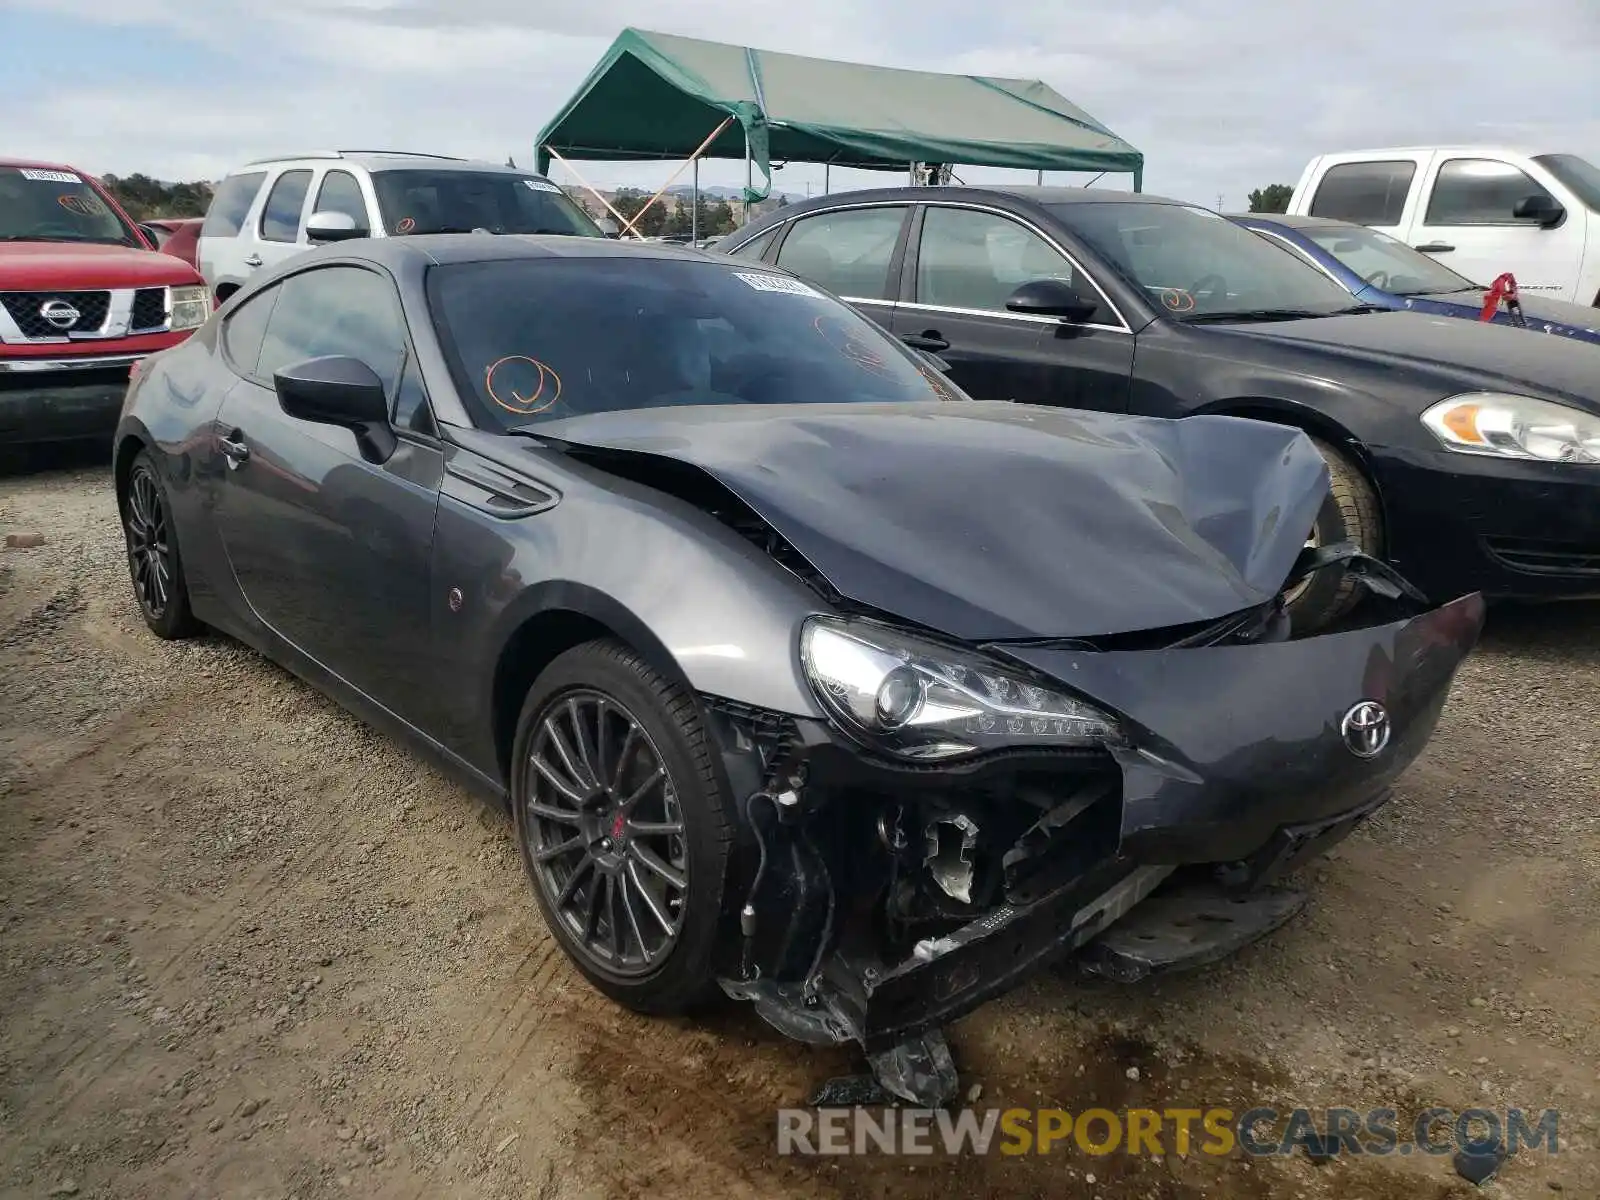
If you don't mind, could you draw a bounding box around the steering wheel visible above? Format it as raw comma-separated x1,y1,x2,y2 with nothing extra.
1364,269,1391,290
1187,273,1228,301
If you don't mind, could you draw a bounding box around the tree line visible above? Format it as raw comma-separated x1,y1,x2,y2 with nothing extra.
99,173,214,220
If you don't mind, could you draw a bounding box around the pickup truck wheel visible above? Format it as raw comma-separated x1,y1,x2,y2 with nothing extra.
1283,437,1383,634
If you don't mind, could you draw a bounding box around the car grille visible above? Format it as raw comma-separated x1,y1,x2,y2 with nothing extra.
0,290,112,338
129,287,169,332
1484,536,1600,576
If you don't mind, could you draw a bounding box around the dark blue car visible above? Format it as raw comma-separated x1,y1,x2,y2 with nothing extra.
1231,213,1600,345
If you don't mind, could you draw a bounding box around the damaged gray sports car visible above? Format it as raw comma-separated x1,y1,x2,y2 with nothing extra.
115,235,1485,1107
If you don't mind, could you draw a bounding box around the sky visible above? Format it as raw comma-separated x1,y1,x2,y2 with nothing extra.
3,0,1597,209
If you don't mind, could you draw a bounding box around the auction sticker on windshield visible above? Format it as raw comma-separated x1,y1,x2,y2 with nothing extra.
734,272,824,298
522,179,563,193
19,169,83,184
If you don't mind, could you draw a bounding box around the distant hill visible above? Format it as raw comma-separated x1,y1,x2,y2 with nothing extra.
663,184,805,202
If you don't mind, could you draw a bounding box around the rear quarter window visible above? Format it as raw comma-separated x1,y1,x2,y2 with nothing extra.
202,171,267,238
1308,161,1417,225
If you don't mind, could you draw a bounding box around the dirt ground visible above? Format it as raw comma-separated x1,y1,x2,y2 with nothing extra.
2,453,1598,1200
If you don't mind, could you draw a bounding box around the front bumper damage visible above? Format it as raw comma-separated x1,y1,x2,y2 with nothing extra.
702,590,1485,1106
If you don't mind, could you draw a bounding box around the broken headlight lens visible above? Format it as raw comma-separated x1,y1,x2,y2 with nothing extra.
1421,393,1600,464
799,616,1122,761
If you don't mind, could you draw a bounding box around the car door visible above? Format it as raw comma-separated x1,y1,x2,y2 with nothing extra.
250,168,317,276
1301,156,1426,241
309,167,377,238
198,170,268,294
768,204,911,332
892,204,1134,412
210,262,443,719
1408,155,1585,299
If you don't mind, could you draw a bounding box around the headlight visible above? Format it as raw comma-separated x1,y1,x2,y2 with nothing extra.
1421,393,1600,464
168,285,210,331
799,616,1121,762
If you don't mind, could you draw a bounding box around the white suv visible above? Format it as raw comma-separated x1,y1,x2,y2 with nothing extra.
197,150,606,302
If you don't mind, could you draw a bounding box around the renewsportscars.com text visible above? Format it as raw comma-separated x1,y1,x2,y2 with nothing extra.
777,1106,1560,1158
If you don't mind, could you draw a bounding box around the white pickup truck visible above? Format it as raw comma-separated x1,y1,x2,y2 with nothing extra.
1287,147,1600,307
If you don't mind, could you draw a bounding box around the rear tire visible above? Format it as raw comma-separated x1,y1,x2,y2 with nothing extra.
1285,436,1383,634
121,449,202,640
511,639,735,1015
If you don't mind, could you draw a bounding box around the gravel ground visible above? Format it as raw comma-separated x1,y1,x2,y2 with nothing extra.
2,455,1599,1200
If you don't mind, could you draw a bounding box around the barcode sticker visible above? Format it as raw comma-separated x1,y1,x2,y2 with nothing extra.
733,271,822,298
19,168,82,184
522,179,563,193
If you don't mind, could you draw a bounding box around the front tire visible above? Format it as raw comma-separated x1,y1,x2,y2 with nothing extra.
122,449,201,640
511,639,735,1014
1284,436,1383,633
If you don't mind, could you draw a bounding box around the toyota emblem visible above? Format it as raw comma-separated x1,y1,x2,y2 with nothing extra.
39,298,81,330
1340,700,1391,759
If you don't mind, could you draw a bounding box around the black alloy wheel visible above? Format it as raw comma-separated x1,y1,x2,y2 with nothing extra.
523,688,690,976
511,639,734,1013
123,450,200,639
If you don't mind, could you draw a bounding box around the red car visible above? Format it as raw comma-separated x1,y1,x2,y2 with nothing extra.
140,217,203,274
1,158,209,448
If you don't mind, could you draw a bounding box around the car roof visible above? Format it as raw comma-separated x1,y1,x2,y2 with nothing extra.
307,233,749,269
1226,213,1354,230
232,151,539,177
0,157,84,172
762,184,1185,209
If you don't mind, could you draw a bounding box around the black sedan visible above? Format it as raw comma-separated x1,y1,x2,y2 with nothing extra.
114,236,1482,1105
723,186,1600,630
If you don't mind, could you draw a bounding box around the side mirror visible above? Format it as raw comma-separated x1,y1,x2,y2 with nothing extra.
596,217,620,239
306,211,370,243
139,223,168,248
1005,277,1099,323
274,355,396,462
1512,194,1565,228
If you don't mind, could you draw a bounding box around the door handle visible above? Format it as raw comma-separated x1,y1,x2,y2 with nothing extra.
1413,242,1455,253
218,431,251,469
244,253,263,268
901,331,950,352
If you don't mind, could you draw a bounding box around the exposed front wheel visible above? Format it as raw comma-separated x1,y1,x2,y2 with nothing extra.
511,640,735,1014
1283,436,1384,633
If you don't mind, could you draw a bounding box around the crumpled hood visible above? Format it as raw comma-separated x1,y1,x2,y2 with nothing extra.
0,241,201,290
524,401,1330,641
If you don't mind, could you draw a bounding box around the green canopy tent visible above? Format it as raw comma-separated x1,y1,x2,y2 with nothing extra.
535,28,1143,236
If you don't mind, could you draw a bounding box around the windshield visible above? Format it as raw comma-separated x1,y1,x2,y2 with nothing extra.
1532,153,1600,212
1052,201,1357,319
1302,223,1477,295
428,257,966,430
0,166,139,245
370,169,601,237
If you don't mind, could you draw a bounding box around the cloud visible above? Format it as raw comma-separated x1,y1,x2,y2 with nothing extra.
6,0,1598,206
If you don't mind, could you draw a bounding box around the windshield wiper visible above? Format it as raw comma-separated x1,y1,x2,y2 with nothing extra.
1183,308,1333,324
0,234,102,243
1333,303,1387,314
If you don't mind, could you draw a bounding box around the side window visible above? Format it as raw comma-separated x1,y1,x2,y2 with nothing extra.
729,226,779,261
774,207,905,299
392,355,435,435
201,171,267,238
256,266,407,395
1425,159,1557,226
313,170,369,229
259,169,313,243
1307,160,1416,225
915,207,1104,320
220,286,281,378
